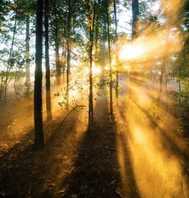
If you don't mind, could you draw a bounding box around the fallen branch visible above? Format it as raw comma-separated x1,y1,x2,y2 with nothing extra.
61,105,88,124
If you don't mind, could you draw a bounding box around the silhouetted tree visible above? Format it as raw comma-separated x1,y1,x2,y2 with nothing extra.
106,0,113,115
88,0,96,128
45,0,52,120
132,0,139,38
34,0,44,150
66,0,72,108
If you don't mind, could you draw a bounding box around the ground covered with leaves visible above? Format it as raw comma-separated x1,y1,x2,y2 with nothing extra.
0,92,189,198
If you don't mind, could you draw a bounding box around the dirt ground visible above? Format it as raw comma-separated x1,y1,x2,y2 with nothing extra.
0,93,127,198
0,88,189,198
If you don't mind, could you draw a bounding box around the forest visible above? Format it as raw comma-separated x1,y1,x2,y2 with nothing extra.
0,0,189,197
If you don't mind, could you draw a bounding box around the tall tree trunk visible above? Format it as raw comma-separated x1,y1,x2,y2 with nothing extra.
88,1,96,128
5,10,17,103
66,0,71,108
158,61,165,100
158,29,169,101
106,0,113,115
45,0,52,120
55,10,61,86
132,0,139,38
113,0,119,99
62,43,67,84
130,0,139,100
94,15,99,59
26,16,30,94
34,0,44,150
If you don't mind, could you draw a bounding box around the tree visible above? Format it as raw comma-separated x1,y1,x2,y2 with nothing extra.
113,0,119,99
45,0,52,120
106,0,113,115
25,16,30,93
129,0,139,100
132,0,139,38
34,0,44,150
66,0,72,108
88,0,96,128
24,1,36,94
52,0,62,86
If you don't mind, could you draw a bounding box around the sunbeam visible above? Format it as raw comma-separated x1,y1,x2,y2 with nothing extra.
115,83,189,197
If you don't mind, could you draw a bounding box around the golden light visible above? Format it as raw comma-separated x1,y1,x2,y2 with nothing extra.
104,65,109,71
115,83,189,198
84,63,101,75
92,66,101,74
119,44,144,61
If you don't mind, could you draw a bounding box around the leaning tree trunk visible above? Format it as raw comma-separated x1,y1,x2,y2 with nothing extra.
45,0,52,120
34,0,44,150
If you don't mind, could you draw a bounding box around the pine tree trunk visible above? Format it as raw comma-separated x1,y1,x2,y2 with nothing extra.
106,0,113,115
45,0,52,120
55,10,61,86
88,1,96,128
132,0,139,38
25,17,30,93
66,0,71,108
113,0,119,99
130,0,139,100
5,13,17,103
34,0,44,150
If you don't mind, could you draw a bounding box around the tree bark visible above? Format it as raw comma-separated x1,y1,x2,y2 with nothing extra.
130,0,139,100
106,0,113,115
88,1,96,128
132,0,139,38
34,0,44,150
5,10,17,103
66,0,72,108
55,8,61,86
45,0,52,120
113,0,119,99
25,16,30,93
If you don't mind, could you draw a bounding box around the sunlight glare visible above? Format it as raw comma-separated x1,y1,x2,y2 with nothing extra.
84,64,101,75
150,1,161,16
118,0,184,70
119,44,144,61
93,66,101,74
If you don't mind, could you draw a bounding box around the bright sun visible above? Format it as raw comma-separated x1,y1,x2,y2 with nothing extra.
119,44,144,61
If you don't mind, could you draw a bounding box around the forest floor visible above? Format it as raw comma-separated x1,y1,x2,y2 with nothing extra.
0,87,189,198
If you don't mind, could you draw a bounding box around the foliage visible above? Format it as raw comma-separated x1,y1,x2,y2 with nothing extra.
0,0,188,130
149,99,159,119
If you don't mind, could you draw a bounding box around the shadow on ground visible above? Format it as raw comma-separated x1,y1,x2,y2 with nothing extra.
53,97,140,198
0,96,141,198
